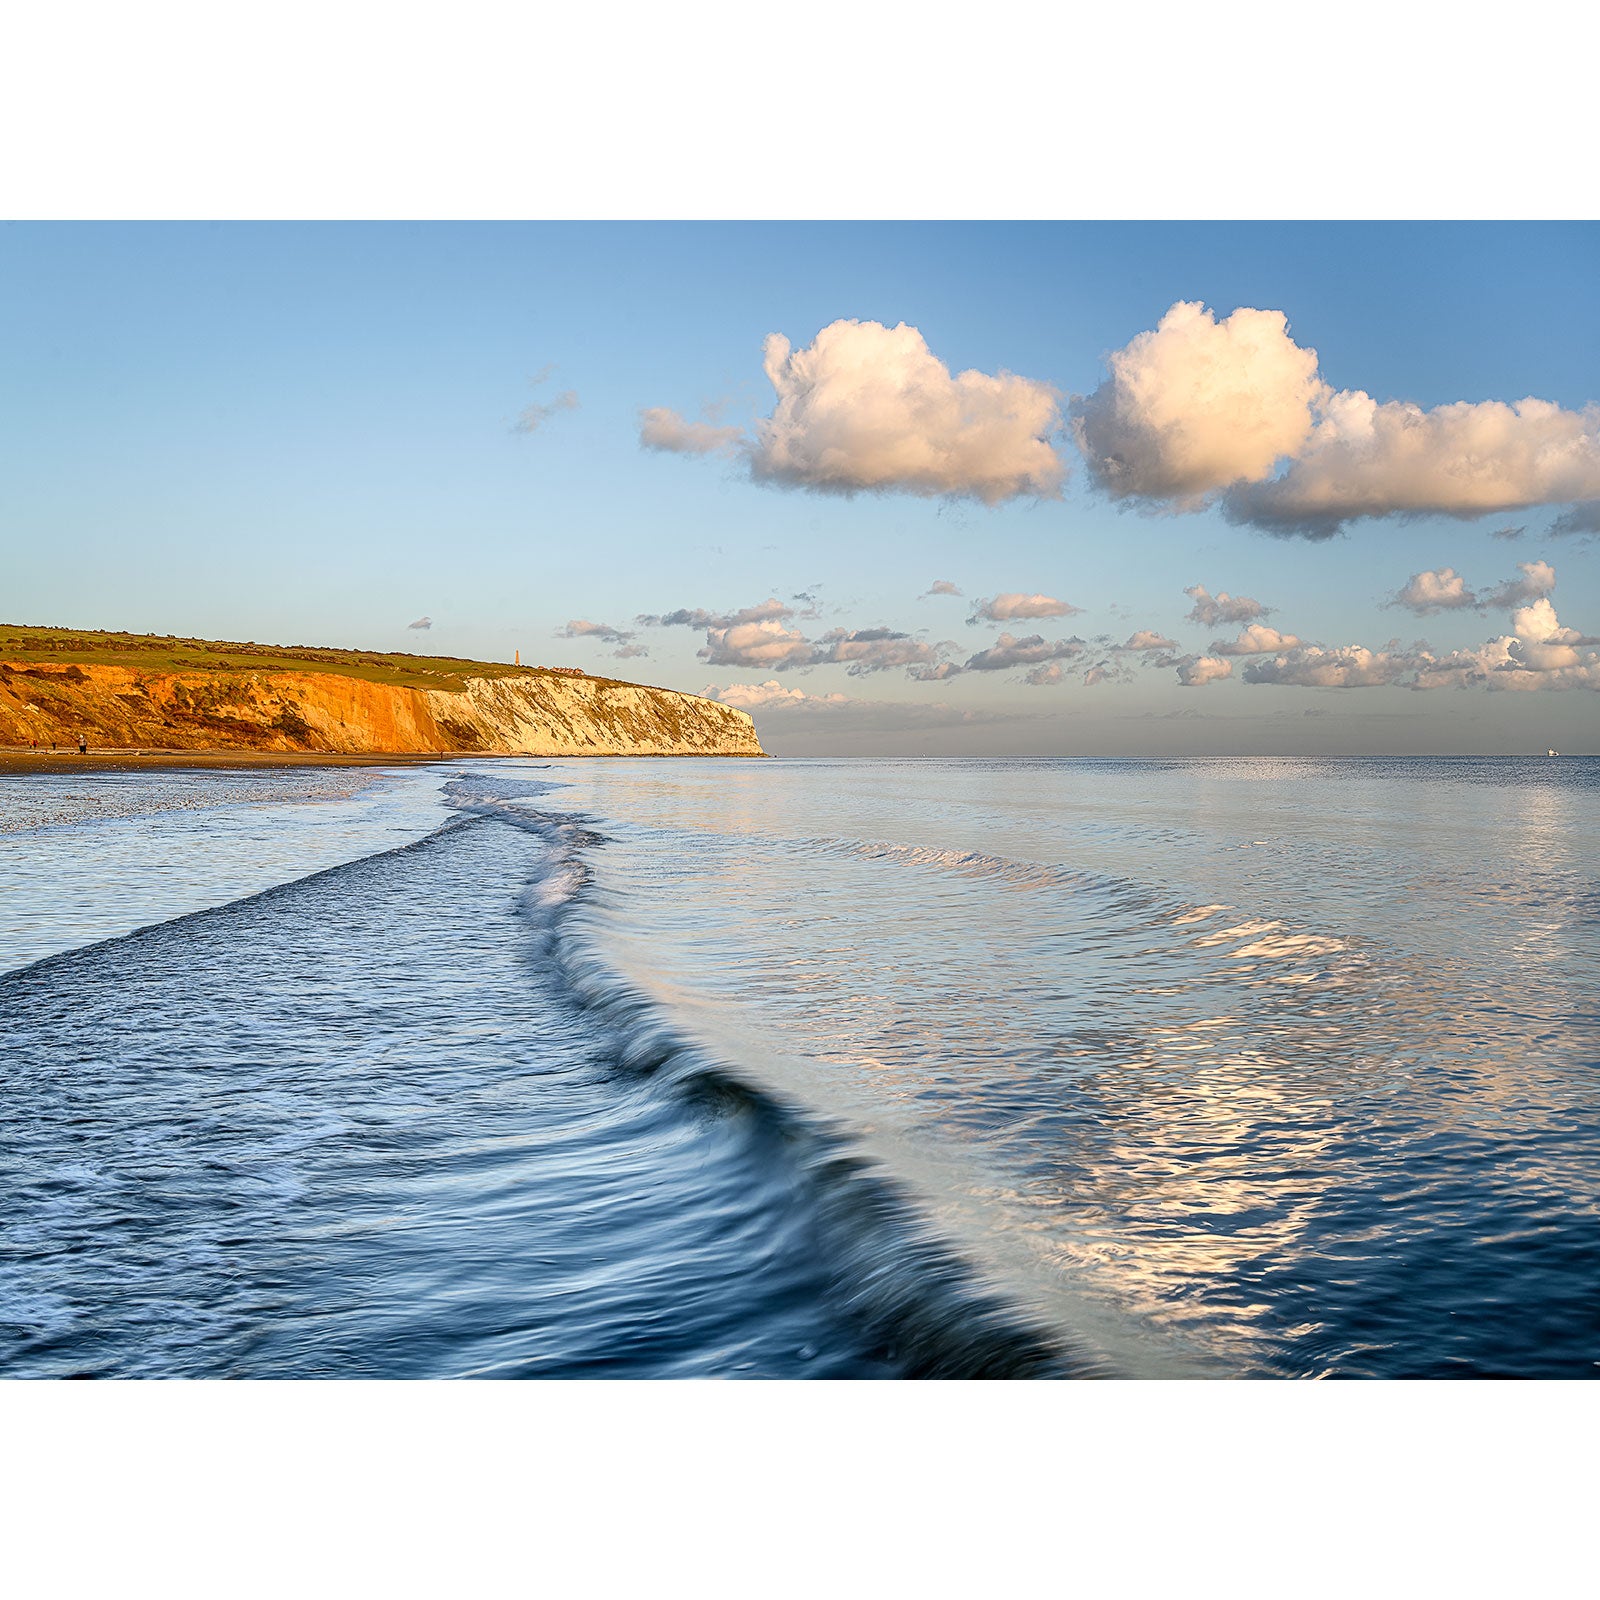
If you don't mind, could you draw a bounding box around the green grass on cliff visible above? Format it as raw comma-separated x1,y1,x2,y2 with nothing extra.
0,623,636,693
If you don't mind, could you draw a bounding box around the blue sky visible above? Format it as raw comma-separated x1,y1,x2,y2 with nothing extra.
3,222,1597,754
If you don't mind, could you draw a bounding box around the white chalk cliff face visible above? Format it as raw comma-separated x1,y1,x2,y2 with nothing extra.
0,661,766,757
437,674,764,756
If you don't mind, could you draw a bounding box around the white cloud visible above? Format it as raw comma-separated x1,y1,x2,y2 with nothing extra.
1417,598,1600,688
1184,584,1270,627
1480,559,1556,610
1074,300,1600,536
698,617,815,670
811,628,943,677
561,618,647,659
1240,599,1600,691
963,632,1085,672
1177,655,1233,687
1229,393,1600,537
638,407,743,457
1121,629,1178,652
562,619,631,644
1389,567,1477,614
1072,302,1322,503
708,680,847,711
637,598,793,629
1241,645,1415,688
920,580,963,598
967,592,1081,626
639,594,957,678
1389,559,1556,615
407,616,432,630
648,319,1064,504
1211,623,1302,656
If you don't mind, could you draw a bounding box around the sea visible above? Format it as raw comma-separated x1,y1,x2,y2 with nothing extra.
2,755,1597,1379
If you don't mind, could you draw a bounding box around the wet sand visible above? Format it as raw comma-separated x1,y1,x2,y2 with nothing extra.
0,746,461,775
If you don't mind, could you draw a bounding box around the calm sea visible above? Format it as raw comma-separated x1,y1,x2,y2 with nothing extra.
3,756,1597,1377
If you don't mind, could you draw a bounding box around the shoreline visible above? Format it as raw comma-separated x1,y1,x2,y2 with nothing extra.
0,746,769,774
0,747,458,775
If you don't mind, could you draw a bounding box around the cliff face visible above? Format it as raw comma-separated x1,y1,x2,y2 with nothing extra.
0,662,765,757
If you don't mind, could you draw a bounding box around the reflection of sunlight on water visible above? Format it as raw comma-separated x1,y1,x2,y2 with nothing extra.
539,755,1600,1376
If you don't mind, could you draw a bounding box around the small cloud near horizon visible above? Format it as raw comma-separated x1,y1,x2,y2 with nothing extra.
967,592,1081,627
407,616,433,630
561,618,647,659
1184,584,1270,627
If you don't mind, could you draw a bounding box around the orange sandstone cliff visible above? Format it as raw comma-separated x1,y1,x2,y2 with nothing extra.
0,660,765,758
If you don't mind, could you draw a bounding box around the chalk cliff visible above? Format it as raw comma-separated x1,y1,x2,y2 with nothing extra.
0,661,765,757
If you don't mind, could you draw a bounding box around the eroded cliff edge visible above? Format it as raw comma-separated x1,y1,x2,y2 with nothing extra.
0,661,765,757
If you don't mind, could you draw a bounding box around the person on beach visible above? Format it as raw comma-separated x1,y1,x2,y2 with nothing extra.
78,735,87,755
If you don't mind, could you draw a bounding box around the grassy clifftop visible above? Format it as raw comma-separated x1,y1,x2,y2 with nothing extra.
0,624,614,694
0,622,763,757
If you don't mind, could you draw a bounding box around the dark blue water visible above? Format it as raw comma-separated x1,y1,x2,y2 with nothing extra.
3,757,1598,1377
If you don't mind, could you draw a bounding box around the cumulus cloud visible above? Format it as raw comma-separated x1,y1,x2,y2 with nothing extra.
639,595,953,678
1177,655,1233,687
1414,600,1600,692
920,580,963,598
1480,560,1557,610
648,320,1065,504
1211,623,1303,656
1120,624,1184,649
967,592,1081,626
1238,596,1600,692
708,680,847,711
1228,393,1600,537
1184,584,1270,627
1073,302,1322,505
962,632,1085,672
1241,644,1416,688
1073,300,1600,536
1389,568,1477,615
699,617,816,670
638,407,743,457
1389,559,1556,615
407,616,432,631
810,627,943,676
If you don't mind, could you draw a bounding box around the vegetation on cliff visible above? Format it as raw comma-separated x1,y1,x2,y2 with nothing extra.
1,623,600,692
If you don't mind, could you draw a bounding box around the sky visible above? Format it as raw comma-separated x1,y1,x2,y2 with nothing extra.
3,221,1598,755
